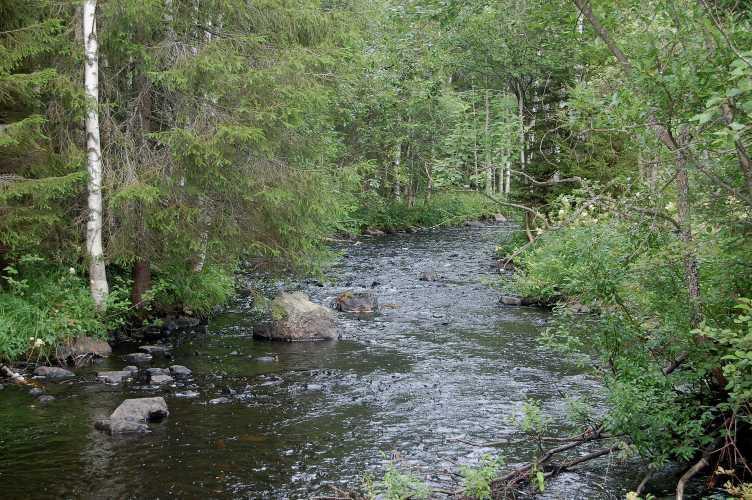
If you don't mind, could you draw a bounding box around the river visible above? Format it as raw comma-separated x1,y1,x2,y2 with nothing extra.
0,224,642,498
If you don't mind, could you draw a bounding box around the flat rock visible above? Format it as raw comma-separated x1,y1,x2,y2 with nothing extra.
335,291,378,313
175,390,200,398
169,365,192,378
209,397,232,405
146,367,170,376
97,371,133,384
255,356,278,363
499,295,523,306
149,374,174,385
33,366,75,379
125,353,153,365
139,345,171,356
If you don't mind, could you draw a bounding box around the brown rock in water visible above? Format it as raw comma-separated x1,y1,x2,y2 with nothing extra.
257,292,337,341
33,366,75,379
335,291,378,313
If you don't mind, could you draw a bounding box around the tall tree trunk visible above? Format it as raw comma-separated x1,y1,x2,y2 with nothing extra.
393,143,402,201
83,0,109,310
484,89,493,195
516,83,527,174
471,89,479,189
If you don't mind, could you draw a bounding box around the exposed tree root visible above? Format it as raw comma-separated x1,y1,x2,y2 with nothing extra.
676,456,710,500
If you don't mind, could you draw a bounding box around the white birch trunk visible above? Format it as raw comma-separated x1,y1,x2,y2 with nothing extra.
484,90,493,195
83,0,109,310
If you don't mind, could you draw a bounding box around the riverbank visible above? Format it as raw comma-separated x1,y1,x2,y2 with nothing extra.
0,192,501,366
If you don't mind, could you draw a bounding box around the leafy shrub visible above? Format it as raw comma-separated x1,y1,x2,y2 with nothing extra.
0,256,129,361
153,264,235,316
460,454,505,500
353,192,498,232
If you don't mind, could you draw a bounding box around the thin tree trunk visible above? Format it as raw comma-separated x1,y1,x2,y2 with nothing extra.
516,84,527,174
484,89,493,195
472,89,479,189
393,143,402,201
83,0,109,310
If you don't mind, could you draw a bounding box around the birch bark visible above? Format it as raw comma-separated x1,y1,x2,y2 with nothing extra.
83,0,109,310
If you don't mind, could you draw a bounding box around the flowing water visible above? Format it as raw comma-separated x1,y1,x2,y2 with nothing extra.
0,225,644,499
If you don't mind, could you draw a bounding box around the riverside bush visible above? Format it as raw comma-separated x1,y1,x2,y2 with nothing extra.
353,192,497,232
513,215,752,468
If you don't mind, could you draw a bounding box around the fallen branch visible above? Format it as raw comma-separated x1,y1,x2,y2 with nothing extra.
0,364,28,384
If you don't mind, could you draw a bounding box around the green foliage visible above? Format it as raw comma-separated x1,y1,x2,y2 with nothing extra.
353,192,496,232
699,299,752,408
372,462,431,500
0,257,129,361
460,454,505,500
153,264,235,316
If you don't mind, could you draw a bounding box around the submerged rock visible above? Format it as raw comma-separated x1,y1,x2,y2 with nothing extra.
97,370,134,384
256,292,337,341
175,390,200,398
96,397,169,434
33,366,75,379
125,352,153,365
255,356,278,363
499,295,523,306
335,291,378,314
139,345,171,357
38,395,55,404
29,387,45,397
149,374,174,385
169,365,192,379
208,397,232,405
418,271,438,282
146,367,170,376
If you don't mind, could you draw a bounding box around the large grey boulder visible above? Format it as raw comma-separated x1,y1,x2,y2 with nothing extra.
335,291,378,313
33,366,75,379
96,397,169,434
258,292,337,341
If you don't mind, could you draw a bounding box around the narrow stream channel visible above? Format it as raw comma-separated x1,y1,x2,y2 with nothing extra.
0,225,640,498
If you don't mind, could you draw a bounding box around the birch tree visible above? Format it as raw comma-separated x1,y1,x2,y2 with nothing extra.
83,0,108,310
